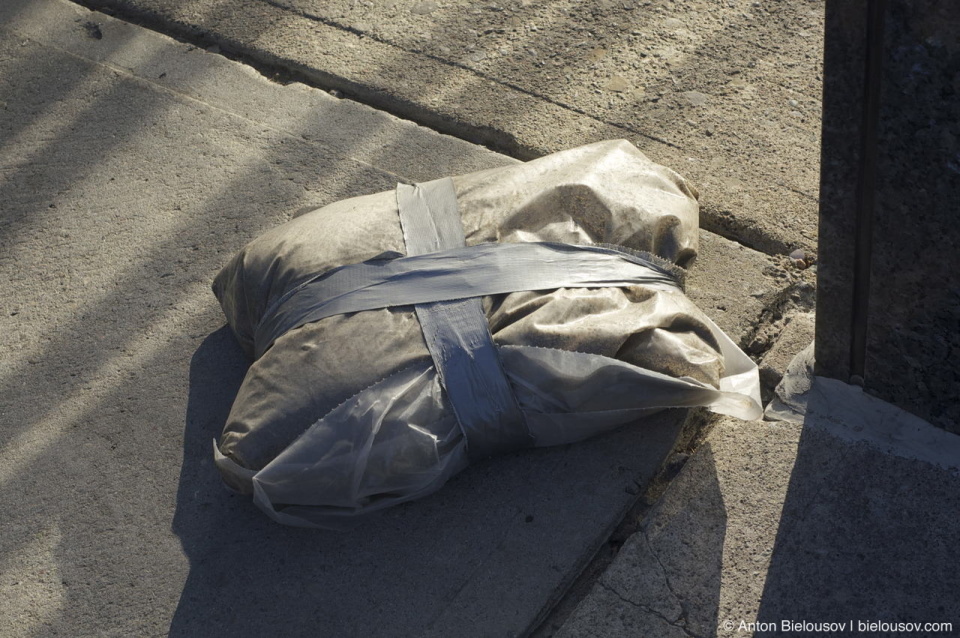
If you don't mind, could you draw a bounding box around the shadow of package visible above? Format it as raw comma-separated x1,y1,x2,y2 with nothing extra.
211,140,762,528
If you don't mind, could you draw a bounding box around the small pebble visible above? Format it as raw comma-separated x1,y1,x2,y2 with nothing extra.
789,248,806,267
788,98,799,107
604,75,630,92
682,90,709,107
411,1,439,15
329,89,343,98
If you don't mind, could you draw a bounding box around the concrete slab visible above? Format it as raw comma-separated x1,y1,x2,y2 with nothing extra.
1,1,789,636
758,311,815,392
77,0,823,256
553,413,960,637
684,230,789,346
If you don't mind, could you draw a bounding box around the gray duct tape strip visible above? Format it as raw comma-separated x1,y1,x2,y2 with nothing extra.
254,241,682,357
395,178,465,254
397,179,531,458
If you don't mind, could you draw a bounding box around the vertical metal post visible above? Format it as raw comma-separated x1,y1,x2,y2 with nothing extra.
849,0,886,380
817,0,960,432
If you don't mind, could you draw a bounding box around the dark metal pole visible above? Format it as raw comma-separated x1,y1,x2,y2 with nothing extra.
849,0,886,381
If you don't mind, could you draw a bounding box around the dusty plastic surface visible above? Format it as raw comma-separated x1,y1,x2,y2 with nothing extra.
212,140,762,527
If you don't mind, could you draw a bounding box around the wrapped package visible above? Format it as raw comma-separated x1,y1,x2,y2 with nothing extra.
212,140,761,528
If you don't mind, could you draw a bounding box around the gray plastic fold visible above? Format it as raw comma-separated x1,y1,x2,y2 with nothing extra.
253,241,682,358
396,179,531,458
211,340,761,528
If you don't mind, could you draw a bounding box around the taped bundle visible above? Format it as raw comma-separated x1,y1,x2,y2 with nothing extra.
212,140,761,528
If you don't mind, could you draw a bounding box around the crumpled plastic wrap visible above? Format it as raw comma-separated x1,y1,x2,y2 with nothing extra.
211,140,761,527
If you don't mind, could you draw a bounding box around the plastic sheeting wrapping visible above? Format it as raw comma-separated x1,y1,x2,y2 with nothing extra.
211,140,762,528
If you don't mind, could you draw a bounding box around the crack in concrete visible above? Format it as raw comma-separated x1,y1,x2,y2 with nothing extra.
741,279,817,366
595,579,703,638
639,529,699,636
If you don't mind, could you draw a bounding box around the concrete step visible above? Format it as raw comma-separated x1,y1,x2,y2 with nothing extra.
77,0,823,257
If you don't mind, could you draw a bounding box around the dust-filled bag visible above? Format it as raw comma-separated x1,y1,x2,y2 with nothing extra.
211,140,761,528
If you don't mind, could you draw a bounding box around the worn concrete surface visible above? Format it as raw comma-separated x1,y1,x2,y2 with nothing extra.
758,310,815,392
0,1,798,636
552,409,960,637
76,0,823,257
685,232,809,348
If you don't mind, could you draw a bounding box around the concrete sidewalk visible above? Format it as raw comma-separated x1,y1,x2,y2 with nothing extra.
1,1,802,636
78,0,824,257
5,2,957,638
548,356,960,637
